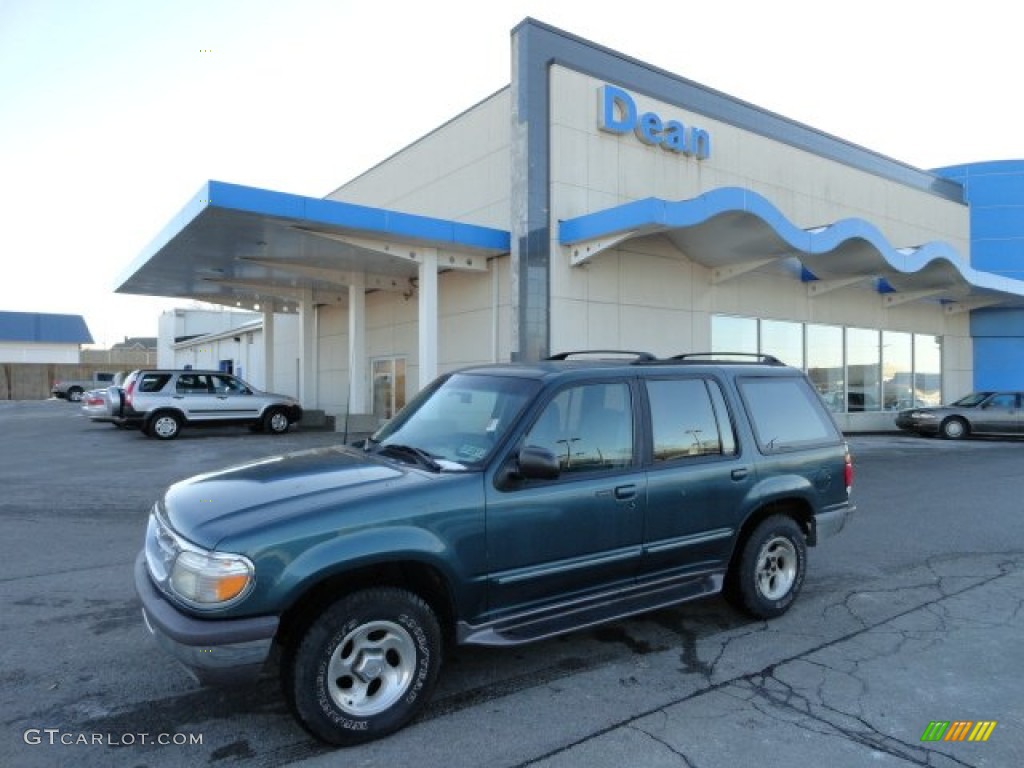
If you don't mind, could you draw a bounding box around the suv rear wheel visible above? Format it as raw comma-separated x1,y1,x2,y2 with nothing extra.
285,588,442,746
728,515,806,619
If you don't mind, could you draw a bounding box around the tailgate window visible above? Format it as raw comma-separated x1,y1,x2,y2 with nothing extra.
739,376,840,452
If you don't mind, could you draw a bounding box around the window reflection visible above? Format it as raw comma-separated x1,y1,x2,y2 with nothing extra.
845,328,881,412
913,334,942,406
806,324,844,413
760,320,804,369
882,331,912,410
711,316,757,355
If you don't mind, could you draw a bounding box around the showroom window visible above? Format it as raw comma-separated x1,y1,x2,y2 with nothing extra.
846,328,881,412
913,334,942,406
882,331,913,411
711,316,757,355
806,324,844,413
760,319,804,369
711,316,942,414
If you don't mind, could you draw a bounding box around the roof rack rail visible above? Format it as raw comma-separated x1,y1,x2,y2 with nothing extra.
668,352,784,365
546,350,658,362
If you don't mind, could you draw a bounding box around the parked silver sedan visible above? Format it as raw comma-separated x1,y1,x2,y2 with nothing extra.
895,391,1023,439
80,385,124,425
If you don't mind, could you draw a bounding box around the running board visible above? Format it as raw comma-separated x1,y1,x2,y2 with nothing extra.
457,573,723,647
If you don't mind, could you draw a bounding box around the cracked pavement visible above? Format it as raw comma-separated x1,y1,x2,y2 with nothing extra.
2,404,1022,767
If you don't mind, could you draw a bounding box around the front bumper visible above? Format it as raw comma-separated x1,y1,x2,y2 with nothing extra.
133,551,278,684
894,414,939,434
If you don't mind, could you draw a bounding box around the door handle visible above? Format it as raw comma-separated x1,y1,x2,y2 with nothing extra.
614,484,637,500
731,468,749,481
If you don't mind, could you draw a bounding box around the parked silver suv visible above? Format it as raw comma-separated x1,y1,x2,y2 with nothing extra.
116,369,303,440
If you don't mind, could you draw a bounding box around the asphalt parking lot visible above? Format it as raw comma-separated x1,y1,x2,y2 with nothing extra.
1,400,1022,767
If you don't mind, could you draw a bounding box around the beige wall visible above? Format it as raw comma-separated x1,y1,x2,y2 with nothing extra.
328,89,512,231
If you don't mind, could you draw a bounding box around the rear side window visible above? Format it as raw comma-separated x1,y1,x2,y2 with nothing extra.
738,376,839,452
138,373,172,393
646,378,736,461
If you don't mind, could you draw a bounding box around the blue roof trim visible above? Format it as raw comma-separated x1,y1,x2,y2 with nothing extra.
205,181,510,251
117,181,510,291
559,186,1024,301
0,311,93,344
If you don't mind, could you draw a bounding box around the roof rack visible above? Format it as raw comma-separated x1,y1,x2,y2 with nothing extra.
546,350,658,362
668,352,784,365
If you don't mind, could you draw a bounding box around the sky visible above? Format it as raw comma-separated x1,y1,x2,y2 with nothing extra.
2,0,1021,347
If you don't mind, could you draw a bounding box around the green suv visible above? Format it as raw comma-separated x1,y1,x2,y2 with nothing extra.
134,352,854,745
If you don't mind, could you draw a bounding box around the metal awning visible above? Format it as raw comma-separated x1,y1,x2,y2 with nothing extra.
559,186,1024,313
116,181,510,312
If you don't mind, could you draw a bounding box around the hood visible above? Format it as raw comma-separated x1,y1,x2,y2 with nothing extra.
162,445,413,548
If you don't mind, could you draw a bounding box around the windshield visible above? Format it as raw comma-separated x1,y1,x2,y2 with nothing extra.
370,373,541,469
951,392,992,408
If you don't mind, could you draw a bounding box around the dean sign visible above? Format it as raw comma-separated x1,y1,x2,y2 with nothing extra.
598,84,711,160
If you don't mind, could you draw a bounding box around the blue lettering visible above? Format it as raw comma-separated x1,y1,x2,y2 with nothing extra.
635,112,663,145
662,120,687,152
691,127,711,160
596,84,711,160
597,85,636,134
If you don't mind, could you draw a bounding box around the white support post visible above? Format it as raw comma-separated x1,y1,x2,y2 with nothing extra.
298,291,317,407
418,248,439,389
348,275,367,414
262,308,275,393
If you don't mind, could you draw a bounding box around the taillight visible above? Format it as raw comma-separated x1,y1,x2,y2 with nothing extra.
843,444,854,495
124,379,136,408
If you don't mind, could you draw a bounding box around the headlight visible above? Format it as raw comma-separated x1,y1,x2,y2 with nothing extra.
145,508,254,610
910,412,937,420
170,550,254,606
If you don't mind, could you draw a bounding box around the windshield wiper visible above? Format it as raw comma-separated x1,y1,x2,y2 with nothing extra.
375,443,442,472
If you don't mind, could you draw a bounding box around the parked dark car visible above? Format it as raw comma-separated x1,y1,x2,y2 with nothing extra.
134,352,855,745
895,391,1023,439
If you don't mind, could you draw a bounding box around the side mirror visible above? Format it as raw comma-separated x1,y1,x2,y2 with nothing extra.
518,445,561,480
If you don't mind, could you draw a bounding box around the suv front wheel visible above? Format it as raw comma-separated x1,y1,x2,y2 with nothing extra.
728,515,806,619
263,407,291,435
285,588,442,746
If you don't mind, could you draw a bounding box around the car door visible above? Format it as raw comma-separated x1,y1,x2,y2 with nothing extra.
208,373,261,422
484,380,646,619
639,376,753,582
173,373,219,422
972,392,1022,435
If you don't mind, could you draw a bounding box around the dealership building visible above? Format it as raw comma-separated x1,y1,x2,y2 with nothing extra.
117,19,1024,431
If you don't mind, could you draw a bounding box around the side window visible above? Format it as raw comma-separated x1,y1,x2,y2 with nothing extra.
524,382,633,474
739,376,840,452
139,373,171,393
177,374,212,394
212,374,245,394
987,394,1016,409
646,378,735,461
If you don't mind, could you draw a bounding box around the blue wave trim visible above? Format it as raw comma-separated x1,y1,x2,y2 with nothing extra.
559,186,1024,300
